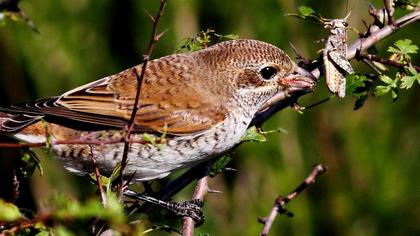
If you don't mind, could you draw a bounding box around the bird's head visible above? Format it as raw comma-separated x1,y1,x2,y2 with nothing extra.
197,39,316,111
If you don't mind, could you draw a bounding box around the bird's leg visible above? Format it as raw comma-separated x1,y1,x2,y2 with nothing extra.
124,189,205,226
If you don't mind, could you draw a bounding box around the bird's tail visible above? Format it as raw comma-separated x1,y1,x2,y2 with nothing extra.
0,111,9,130
0,109,43,133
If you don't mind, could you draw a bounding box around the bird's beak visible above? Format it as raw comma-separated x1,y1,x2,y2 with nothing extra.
279,65,316,92
258,66,316,112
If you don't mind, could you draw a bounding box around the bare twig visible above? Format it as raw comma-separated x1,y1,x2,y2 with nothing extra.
112,0,168,198
347,9,420,59
12,168,19,203
305,96,333,110
89,145,107,206
384,0,395,25
259,164,327,236
357,53,420,72
182,163,210,236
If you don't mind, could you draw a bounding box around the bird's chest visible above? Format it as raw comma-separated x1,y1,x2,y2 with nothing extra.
166,111,252,161
52,111,253,181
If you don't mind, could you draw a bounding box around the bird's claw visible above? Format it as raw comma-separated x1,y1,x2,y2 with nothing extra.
170,199,205,226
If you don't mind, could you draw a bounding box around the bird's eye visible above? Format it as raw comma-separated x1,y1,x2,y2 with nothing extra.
260,66,278,80
342,21,349,27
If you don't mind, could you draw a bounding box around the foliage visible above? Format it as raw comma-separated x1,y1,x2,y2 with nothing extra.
401,65,420,88
209,155,232,177
373,39,419,101
0,0,38,32
0,193,127,235
241,126,267,143
388,39,418,63
0,199,22,222
177,28,238,52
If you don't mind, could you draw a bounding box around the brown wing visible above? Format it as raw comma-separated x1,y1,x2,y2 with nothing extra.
56,56,227,135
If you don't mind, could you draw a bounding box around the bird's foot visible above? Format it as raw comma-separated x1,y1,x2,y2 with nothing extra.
124,189,205,226
167,199,205,226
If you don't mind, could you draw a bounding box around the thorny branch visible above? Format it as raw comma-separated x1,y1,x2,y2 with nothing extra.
253,8,420,125
347,9,420,60
357,53,420,72
384,0,396,25
259,164,327,236
116,0,167,198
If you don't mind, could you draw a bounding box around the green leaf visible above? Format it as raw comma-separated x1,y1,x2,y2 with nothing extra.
400,75,417,89
391,87,399,101
394,0,420,9
109,162,121,183
107,162,121,194
35,231,51,236
50,192,125,225
223,34,239,40
387,39,418,54
354,93,369,110
209,155,232,177
298,5,315,16
371,61,389,72
375,85,391,96
20,149,43,178
375,74,400,100
54,226,75,236
387,39,418,63
379,75,394,85
177,29,239,52
142,224,181,234
0,199,22,222
346,74,368,95
142,132,166,149
286,5,323,24
142,133,156,144
90,173,110,188
241,126,267,142
103,193,125,224
401,66,420,89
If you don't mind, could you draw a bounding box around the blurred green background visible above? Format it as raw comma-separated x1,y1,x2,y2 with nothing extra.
0,0,419,235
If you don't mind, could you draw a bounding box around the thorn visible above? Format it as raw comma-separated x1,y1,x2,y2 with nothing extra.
276,204,294,217
142,54,150,61
257,217,267,224
314,164,328,173
207,187,223,194
289,42,302,59
292,103,305,114
124,171,137,188
314,38,325,44
362,58,383,73
289,42,312,67
155,28,169,41
143,9,156,23
222,167,237,172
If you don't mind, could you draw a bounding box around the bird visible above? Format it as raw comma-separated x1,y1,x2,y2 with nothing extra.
0,39,315,182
